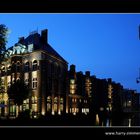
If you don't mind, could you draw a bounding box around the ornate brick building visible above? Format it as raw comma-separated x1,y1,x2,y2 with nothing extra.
0,29,68,118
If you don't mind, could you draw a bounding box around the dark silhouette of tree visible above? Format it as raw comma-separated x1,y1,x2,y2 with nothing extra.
0,24,8,62
7,79,29,106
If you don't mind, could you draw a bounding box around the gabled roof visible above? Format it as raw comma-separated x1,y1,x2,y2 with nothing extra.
5,29,68,64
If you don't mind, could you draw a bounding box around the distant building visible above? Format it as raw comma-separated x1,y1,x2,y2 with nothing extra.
66,65,92,115
120,89,140,112
0,29,68,118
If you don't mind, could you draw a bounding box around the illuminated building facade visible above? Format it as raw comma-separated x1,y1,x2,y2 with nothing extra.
66,65,92,115
0,29,139,120
107,78,113,112
0,29,68,118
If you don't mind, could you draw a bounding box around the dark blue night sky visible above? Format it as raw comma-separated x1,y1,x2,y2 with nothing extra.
1,14,140,92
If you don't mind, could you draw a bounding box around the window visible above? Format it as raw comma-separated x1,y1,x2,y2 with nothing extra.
70,79,76,94
60,98,63,112
8,82,11,88
54,97,58,112
32,96,37,104
16,61,21,72
12,78,15,84
23,99,29,110
32,104,37,112
47,103,51,112
25,79,29,86
32,78,37,89
47,96,51,112
25,62,30,72
1,79,4,86
32,60,38,71
2,66,5,72
1,66,5,76
28,44,33,52
7,66,11,75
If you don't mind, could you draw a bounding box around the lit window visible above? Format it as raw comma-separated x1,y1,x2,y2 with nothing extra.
31,96,37,113
47,103,51,111
54,97,58,112
12,78,15,84
32,96,37,104
70,79,76,94
72,98,74,102
47,96,51,101
76,108,79,113
32,104,37,112
47,96,51,112
25,79,29,86
32,78,37,89
60,98,63,103
70,90,75,94
70,79,75,84
1,66,5,72
60,104,63,112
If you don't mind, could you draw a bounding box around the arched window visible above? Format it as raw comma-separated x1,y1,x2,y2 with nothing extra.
32,60,38,71
25,62,30,72
2,66,5,72
1,66,5,76
8,65,11,71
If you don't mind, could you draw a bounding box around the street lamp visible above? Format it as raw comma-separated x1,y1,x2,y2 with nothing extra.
136,68,140,83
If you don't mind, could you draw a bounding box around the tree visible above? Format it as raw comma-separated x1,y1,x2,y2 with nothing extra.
7,79,29,106
0,24,8,62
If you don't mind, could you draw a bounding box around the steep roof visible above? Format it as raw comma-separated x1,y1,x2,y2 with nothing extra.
6,29,67,63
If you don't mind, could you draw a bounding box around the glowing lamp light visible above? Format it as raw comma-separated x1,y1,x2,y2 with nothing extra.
52,111,55,115
42,111,45,115
100,107,104,111
73,112,76,115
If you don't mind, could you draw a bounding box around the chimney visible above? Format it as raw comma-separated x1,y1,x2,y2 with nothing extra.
41,29,48,43
108,78,112,83
70,64,76,72
18,37,24,44
85,71,90,77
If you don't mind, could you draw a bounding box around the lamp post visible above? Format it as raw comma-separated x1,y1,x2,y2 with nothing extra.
136,68,140,83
